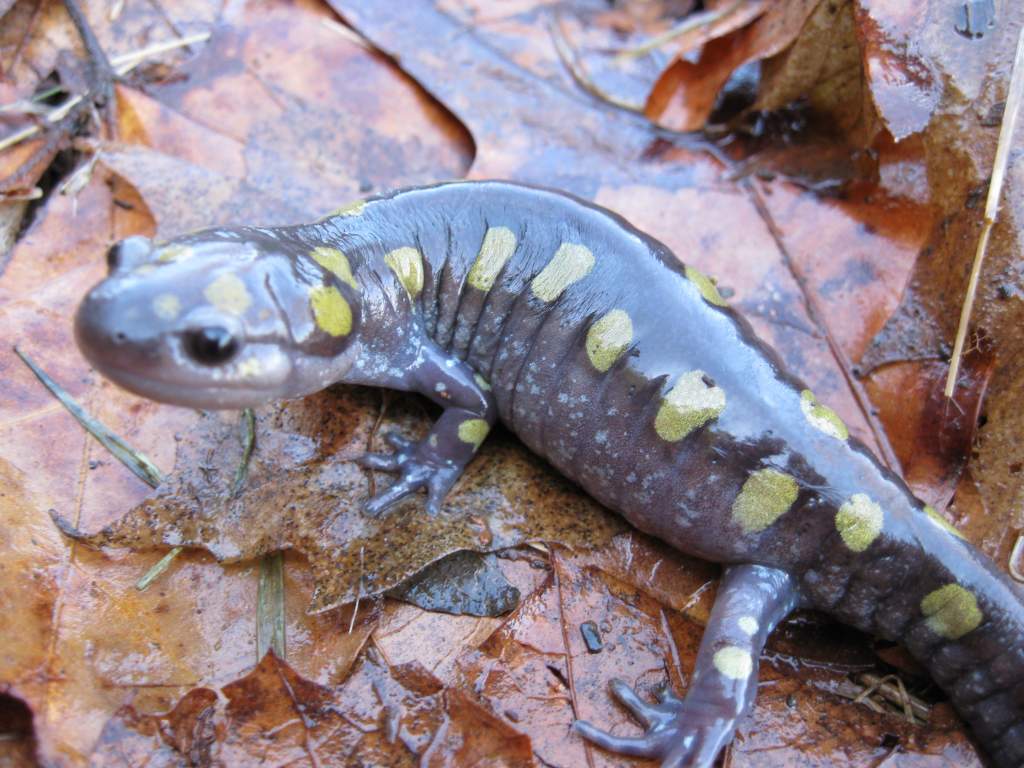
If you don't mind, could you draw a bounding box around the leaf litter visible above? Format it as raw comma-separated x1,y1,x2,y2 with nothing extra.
1,0,1022,765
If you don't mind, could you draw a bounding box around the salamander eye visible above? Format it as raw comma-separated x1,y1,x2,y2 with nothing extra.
106,236,153,273
184,327,239,366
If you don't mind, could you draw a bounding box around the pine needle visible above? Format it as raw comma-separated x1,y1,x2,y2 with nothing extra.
14,346,163,487
945,24,1024,397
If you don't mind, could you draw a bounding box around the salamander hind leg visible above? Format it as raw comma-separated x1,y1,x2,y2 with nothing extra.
575,564,801,768
356,341,497,516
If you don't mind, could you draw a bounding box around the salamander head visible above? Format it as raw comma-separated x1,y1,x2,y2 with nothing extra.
75,231,361,409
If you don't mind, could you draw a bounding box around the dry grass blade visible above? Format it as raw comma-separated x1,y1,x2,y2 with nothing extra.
14,346,163,488
0,85,67,115
0,95,83,152
944,23,1024,398
321,17,373,50
348,546,365,634
136,546,184,590
0,32,211,152
258,552,286,659
109,31,211,75
231,408,257,497
1010,533,1024,582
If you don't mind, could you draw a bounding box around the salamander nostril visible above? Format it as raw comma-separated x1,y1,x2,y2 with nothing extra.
184,327,239,366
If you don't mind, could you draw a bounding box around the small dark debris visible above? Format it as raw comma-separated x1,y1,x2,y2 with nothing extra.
545,664,569,689
580,621,603,653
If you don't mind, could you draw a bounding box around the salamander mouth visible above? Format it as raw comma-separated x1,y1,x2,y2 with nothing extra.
93,361,284,410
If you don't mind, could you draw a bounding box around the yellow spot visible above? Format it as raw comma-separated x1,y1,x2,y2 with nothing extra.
152,293,181,320
457,418,489,449
474,373,492,391
586,309,633,372
835,494,883,552
921,584,982,639
134,264,157,276
329,199,366,217
311,246,358,290
204,273,252,315
467,227,517,291
385,246,424,298
685,265,728,307
923,505,965,539
309,285,352,336
738,616,759,636
713,646,752,679
800,390,849,440
531,243,595,302
156,244,193,263
654,370,726,442
237,358,262,378
732,469,800,534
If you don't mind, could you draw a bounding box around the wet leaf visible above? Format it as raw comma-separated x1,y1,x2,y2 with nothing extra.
90,650,533,767
645,0,823,131
389,550,522,618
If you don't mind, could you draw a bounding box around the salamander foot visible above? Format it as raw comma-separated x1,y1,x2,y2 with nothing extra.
574,679,735,768
357,432,461,516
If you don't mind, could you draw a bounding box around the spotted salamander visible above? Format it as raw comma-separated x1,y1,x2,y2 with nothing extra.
75,181,1024,767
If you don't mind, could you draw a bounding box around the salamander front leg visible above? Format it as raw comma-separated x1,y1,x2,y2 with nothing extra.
357,342,496,516
575,564,800,768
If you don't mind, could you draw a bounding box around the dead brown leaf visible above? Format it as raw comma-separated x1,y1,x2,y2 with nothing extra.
89,650,533,767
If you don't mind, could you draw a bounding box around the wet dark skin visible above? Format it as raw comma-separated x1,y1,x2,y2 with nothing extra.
75,181,1024,767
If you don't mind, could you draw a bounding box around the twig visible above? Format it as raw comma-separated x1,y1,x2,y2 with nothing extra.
743,181,904,474
853,673,929,723
63,0,115,113
615,1,743,60
548,15,644,113
945,23,1024,398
